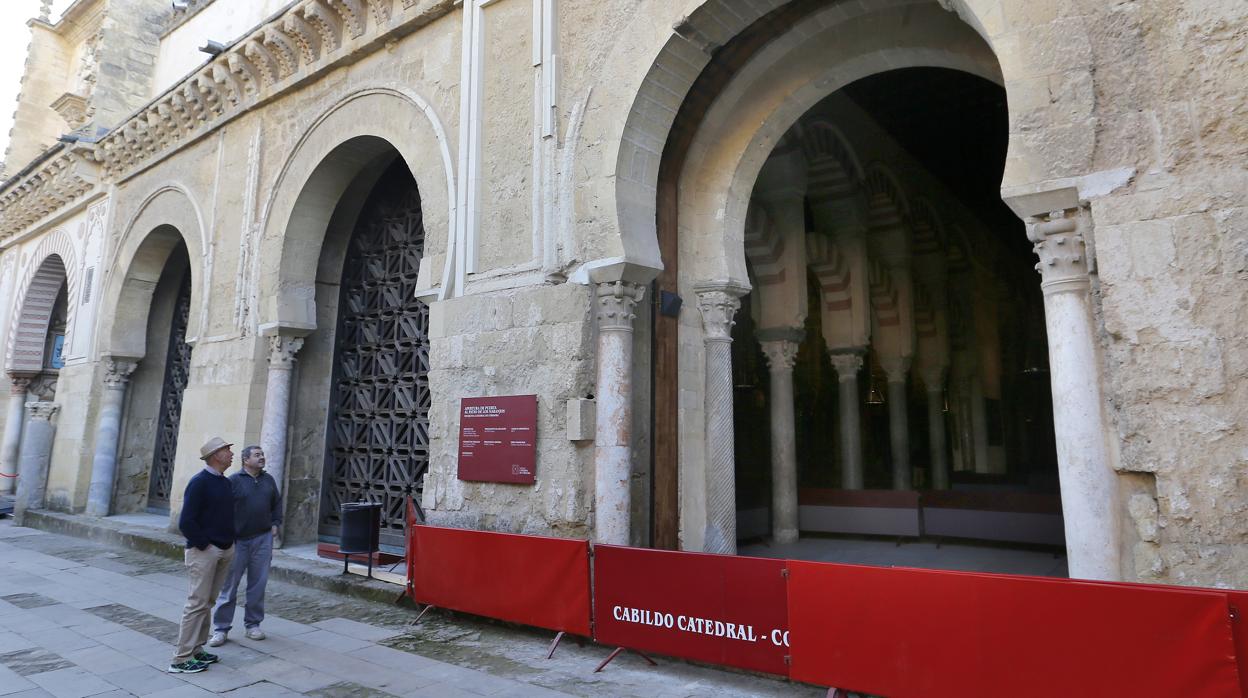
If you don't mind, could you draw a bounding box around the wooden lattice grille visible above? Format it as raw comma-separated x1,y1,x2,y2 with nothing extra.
319,162,429,550
148,272,193,512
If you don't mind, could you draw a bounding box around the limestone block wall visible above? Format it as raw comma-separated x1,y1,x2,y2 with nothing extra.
424,283,596,537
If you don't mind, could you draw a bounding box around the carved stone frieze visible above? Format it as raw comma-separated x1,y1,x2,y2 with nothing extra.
92,0,456,180
0,147,100,242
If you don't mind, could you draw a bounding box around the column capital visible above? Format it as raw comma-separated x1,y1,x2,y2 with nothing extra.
694,281,749,343
25,401,59,422
102,359,138,389
267,336,305,369
828,352,863,381
8,374,32,394
920,364,947,391
1026,207,1091,295
759,336,801,373
880,355,912,383
594,280,646,333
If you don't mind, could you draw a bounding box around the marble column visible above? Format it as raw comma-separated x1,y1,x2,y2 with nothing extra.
1,375,32,495
828,353,864,490
759,329,802,545
85,359,138,517
881,357,912,490
924,368,950,490
592,281,645,546
260,336,305,498
14,401,59,524
1026,204,1121,581
696,283,748,554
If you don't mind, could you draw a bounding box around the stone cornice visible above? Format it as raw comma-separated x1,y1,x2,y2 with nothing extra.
0,147,100,242
96,0,456,181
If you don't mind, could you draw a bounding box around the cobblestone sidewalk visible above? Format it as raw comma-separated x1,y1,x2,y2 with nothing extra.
0,521,817,697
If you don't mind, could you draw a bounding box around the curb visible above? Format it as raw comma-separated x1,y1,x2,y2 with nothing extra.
21,509,408,607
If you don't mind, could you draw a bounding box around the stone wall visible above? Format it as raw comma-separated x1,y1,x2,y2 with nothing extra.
424,283,596,537
1,0,1245,587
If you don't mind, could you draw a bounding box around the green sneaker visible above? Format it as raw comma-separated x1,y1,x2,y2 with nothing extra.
168,659,207,674
193,650,219,664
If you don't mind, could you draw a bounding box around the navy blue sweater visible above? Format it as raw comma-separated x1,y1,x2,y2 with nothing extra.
179,469,235,550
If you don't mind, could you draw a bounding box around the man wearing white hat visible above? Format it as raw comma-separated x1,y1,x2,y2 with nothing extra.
168,437,237,674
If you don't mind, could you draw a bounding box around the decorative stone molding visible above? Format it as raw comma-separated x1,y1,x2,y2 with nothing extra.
694,282,749,343
96,0,458,180
50,92,90,129
268,336,305,369
102,359,138,389
1026,206,1090,295
0,147,100,242
594,281,646,333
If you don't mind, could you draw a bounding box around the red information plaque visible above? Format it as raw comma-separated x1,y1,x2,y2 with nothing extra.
457,395,538,484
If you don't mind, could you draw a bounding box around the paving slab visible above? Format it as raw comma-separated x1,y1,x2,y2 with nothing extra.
26,666,119,698
4,519,819,697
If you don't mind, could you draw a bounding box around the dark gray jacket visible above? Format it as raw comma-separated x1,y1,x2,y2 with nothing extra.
229,469,282,540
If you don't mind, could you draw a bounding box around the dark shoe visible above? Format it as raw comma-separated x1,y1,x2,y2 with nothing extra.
193,650,219,664
168,659,207,674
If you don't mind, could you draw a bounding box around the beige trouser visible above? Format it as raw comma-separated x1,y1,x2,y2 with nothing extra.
173,544,235,663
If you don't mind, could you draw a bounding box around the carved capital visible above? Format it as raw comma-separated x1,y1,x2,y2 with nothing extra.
828,352,863,381
268,336,305,369
102,359,138,389
759,338,801,373
1027,207,1091,295
920,365,947,392
8,375,32,395
25,401,59,422
695,282,748,344
879,356,912,383
595,281,646,333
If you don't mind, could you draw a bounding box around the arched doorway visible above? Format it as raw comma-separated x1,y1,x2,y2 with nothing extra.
728,70,1065,574
110,235,193,515
317,157,430,550
625,0,1087,574
2,251,73,502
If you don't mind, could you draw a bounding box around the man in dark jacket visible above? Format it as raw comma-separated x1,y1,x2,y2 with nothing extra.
169,437,236,674
208,445,281,646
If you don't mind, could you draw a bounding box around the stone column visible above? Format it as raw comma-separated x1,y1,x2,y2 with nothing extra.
1026,204,1121,581
260,336,305,498
1,375,32,495
759,329,802,545
828,353,864,490
881,356,912,490
924,368,950,490
14,401,59,524
85,359,138,517
696,282,748,554
592,281,645,546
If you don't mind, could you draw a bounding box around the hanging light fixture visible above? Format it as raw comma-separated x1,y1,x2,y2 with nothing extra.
866,371,885,405
942,390,950,413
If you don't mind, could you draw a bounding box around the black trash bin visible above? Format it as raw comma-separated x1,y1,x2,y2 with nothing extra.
339,501,381,578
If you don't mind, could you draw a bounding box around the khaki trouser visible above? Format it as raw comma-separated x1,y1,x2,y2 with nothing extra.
173,544,235,663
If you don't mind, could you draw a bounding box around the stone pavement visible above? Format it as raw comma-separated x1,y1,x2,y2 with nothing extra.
0,521,820,697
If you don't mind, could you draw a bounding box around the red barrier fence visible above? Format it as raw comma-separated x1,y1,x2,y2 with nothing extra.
787,562,1243,698
408,523,591,636
592,545,789,676
404,521,1248,696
